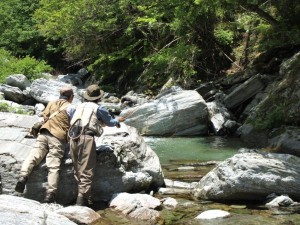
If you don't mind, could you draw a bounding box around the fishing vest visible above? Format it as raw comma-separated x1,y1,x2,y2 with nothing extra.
41,99,70,140
70,102,102,137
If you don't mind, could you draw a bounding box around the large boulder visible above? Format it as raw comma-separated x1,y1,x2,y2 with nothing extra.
0,84,28,103
30,79,82,104
193,152,300,201
0,112,165,205
223,74,266,109
0,195,76,225
120,90,209,136
5,74,31,91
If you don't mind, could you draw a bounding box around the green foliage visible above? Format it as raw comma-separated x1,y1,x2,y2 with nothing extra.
0,0,42,56
0,102,30,115
250,106,285,130
0,0,297,94
0,48,53,83
10,56,53,81
33,0,234,92
0,102,10,112
141,43,199,90
214,26,234,45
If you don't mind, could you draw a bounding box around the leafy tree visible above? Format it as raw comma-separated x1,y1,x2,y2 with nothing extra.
34,0,232,92
0,0,68,72
0,0,40,55
33,0,300,93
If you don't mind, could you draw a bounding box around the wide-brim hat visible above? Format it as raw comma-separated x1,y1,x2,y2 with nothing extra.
83,84,104,101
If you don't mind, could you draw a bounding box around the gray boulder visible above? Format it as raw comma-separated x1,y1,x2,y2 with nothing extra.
268,126,300,156
121,90,209,136
109,192,161,223
56,205,101,224
5,74,31,91
224,74,266,109
0,112,165,205
0,195,76,225
193,152,300,201
0,84,27,103
30,79,82,104
207,101,235,135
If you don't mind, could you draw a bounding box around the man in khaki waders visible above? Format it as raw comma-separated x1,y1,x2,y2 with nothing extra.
15,86,74,203
68,84,124,206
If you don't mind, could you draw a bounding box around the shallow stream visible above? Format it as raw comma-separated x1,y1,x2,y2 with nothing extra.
94,136,300,225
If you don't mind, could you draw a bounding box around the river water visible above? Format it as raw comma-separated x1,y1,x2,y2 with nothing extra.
94,136,300,225
144,136,244,164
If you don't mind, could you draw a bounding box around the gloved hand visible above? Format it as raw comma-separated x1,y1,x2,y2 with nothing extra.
118,116,125,122
30,121,44,137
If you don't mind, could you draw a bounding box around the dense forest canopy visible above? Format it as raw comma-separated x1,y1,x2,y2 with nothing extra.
0,0,299,94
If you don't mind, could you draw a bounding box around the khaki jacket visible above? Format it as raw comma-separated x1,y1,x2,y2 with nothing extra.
41,99,70,140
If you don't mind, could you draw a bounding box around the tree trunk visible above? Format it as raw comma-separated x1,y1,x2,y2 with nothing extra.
243,3,279,26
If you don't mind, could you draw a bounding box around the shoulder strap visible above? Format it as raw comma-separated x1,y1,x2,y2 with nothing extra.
49,102,70,120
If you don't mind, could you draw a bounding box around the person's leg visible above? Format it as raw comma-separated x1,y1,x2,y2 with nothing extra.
75,135,96,206
15,134,48,193
45,134,66,202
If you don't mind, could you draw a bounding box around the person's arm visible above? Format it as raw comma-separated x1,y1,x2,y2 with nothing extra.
97,106,122,127
66,104,76,121
42,102,51,121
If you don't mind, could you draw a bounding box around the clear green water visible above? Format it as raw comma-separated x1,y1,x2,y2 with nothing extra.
94,137,300,225
144,136,246,164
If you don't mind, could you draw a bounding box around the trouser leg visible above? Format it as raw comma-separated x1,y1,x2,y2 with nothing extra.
46,135,65,194
20,134,49,177
70,135,96,198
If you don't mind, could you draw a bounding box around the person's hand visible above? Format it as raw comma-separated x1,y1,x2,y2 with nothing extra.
118,116,125,123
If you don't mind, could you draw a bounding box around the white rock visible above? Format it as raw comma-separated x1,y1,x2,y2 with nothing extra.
195,209,230,220
56,205,101,224
162,197,178,208
266,195,296,208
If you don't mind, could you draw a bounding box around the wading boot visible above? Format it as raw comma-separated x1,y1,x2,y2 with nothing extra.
15,176,28,193
76,195,88,206
44,192,56,203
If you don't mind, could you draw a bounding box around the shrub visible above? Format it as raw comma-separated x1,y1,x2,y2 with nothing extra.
0,48,53,83
0,102,31,115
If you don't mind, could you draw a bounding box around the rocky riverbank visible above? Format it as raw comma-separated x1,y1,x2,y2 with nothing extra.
1,50,300,224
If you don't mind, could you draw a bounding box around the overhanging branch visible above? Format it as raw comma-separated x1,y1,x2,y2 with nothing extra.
243,3,279,26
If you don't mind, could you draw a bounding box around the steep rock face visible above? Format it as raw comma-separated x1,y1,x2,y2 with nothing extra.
235,51,300,154
193,153,300,201
246,51,300,128
0,112,164,204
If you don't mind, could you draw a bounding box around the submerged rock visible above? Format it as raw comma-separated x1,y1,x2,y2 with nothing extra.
195,209,230,220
